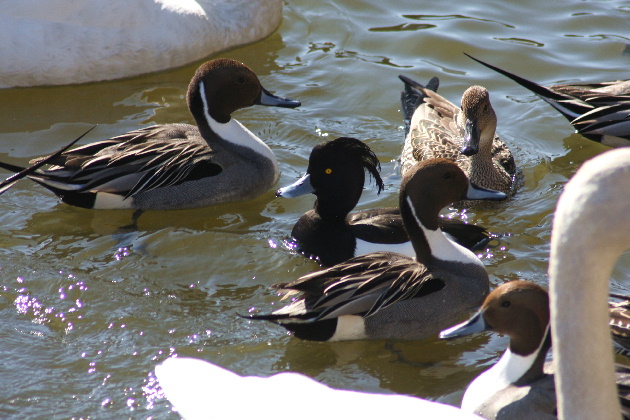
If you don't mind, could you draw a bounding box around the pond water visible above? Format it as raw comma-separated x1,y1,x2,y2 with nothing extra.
1,0,629,418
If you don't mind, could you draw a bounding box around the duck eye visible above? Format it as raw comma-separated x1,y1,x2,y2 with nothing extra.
501,300,511,308
236,76,246,84
443,172,451,180
325,168,332,175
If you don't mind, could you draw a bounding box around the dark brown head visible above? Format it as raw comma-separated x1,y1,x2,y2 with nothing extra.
186,58,300,125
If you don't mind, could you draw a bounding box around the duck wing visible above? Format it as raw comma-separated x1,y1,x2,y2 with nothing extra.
270,252,445,321
349,207,409,244
30,125,222,197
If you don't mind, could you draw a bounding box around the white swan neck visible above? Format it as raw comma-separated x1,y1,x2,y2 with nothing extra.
549,149,630,420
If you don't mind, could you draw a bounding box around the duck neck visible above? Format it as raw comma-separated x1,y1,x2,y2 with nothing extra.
314,198,352,222
462,325,550,413
402,196,483,268
467,138,508,189
190,81,277,168
512,324,551,386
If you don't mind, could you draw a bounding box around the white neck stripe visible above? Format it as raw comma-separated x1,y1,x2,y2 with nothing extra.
197,81,277,168
405,196,483,267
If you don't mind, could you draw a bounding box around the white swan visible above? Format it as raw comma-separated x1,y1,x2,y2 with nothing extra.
549,147,630,419
155,357,483,419
0,0,282,87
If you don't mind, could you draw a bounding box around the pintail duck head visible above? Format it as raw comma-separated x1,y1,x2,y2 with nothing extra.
277,137,384,217
186,58,301,128
440,281,553,415
460,86,498,157
400,159,506,262
441,281,550,357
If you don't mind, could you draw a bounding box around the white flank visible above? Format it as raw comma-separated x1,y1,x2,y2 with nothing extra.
405,196,483,267
198,81,278,178
329,315,367,341
93,192,134,209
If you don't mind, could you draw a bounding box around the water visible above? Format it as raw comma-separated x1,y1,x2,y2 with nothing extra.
1,0,629,417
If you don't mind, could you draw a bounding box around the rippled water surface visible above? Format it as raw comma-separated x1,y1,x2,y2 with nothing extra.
1,0,630,418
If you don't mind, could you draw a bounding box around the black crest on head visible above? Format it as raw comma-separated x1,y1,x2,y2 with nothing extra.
311,137,385,193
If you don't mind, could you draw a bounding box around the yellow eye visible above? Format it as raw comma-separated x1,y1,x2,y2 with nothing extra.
325,168,332,174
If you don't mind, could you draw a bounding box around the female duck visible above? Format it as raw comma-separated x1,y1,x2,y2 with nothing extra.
249,159,506,341
398,75,517,195
278,137,492,266
0,58,300,210
466,54,630,147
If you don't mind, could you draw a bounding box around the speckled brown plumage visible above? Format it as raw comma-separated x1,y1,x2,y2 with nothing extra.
399,75,520,196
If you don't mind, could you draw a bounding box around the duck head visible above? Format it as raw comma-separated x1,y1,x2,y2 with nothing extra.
277,137,384,218
187,58,300,126
459,86,498,157
400,159,505,261
441,280,550,357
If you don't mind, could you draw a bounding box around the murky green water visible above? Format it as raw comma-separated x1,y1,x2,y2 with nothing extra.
1,0,629,418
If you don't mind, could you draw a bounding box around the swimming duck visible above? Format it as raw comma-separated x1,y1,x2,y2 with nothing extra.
278,137,493,266
441,280,630,419
1,0,284,87
0,59,300,210
154,356,485,420
466,54,630,147
440,280,556,419
248,159,506,341
399,74,517,196
548,147,630,419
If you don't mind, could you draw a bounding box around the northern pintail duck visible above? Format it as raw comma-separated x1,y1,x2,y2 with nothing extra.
2,0,284,87
441,280,630,419
399,74,518,196
549,147,630,419
155,357,485,420
0,59,300,210
466,54,630,147
247,159,506,341
278,137,493,266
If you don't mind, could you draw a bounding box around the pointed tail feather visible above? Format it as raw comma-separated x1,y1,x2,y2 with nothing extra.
0,126,96,196
464,53,592,122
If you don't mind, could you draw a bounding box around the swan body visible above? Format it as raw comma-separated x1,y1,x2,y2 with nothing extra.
155,357,484,420
0,0,282,87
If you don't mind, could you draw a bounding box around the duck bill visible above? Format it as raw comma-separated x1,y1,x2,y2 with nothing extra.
257,87,301,108
461,117,480,156
276,173,313,198
465,181,507,201
439,309,488,339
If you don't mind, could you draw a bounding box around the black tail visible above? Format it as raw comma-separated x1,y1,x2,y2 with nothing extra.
399,75,439,136
0,126,96,195
464,53,590,122
242,313,338,341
